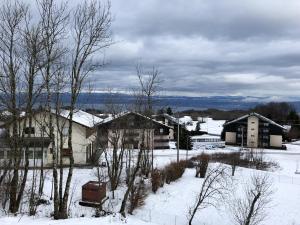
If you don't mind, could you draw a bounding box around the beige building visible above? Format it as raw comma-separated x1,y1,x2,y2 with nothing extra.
223,112,286,149
0,109,102,166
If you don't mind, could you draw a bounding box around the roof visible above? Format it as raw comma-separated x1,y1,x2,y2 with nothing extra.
58,109,103,128
98,111,173,129
223,112,286,130
2,109,103,130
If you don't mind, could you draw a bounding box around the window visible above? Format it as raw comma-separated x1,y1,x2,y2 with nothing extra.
264,123,269,127
251,128,254,131
0,150,4,159
251,122,255,124
24,127,35,134
160,128,164,134
7,150,13,159
86,144,92,162
62,148,71,157
28,150,43,159
35,150,43,159
28,151,34,159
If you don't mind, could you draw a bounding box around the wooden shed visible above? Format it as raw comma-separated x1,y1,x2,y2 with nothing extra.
81,181,107,203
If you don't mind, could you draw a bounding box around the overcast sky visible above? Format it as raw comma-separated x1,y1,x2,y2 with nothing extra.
34,0,300,98
91,0,300,99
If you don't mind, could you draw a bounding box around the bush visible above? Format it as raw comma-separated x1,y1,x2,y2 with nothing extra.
164,160,186,184
185,159,195,168
151,169,163,193
128,179,147,214
195,153,210,178
206,151,278,172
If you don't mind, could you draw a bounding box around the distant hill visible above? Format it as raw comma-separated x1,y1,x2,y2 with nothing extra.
68,93,300,112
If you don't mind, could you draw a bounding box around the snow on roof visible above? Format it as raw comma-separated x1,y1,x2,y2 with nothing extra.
162,114,225,134
224,112,286,130
199,118,226,135
100,111,130,124
99,111,173,129
59,109,103,128
179,116,193,124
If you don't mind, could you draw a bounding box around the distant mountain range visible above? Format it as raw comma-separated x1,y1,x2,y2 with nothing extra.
66,93,300,112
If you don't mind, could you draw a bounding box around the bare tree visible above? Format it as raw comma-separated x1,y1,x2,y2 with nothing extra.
52,0,112,219
231,152,241,176
0,0,28,213
102,98,126,198
188,165,231,225
231,174,273,225
119,144,143,217
37,0,69,219
18,9,49,215
136,64,162,175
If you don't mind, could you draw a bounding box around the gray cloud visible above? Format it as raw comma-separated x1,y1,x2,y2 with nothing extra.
26,0,300,98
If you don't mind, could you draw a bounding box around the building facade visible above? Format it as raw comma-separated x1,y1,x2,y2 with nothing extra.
97,112,173,150
0,110,102,166
222,112,286,149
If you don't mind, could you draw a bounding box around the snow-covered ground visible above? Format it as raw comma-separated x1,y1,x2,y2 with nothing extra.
1,144,300,225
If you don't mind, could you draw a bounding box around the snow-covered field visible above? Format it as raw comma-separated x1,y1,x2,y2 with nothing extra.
1,144,300,225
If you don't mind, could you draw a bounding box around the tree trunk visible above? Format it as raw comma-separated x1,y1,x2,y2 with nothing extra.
119,148,143,217
245,193,261,225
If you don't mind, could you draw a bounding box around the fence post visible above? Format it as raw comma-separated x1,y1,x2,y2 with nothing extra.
175,215,177,225
149,209,152,222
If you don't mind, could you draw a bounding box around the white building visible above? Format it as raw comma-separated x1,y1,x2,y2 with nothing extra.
191,134,225,150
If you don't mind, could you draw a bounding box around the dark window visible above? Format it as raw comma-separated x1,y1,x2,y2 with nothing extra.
28,151,34,159
62,148,71,157
24,127,35,134
7,151,13,159
35,150,43,159
28,150,43,159
0,150,4,159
